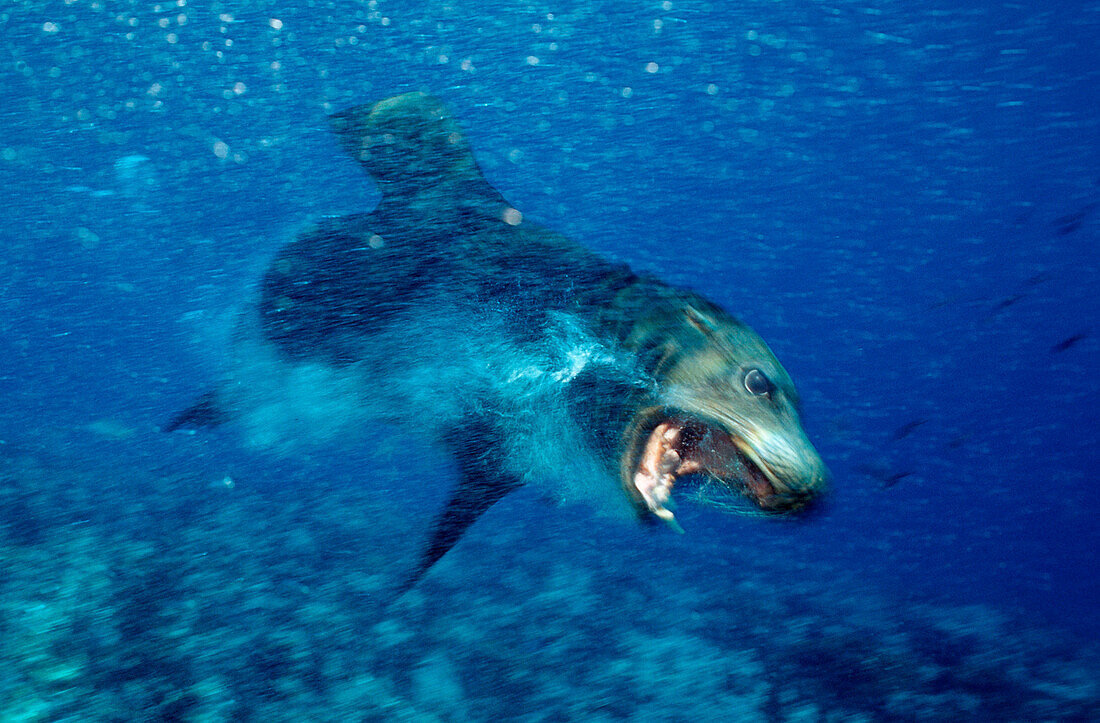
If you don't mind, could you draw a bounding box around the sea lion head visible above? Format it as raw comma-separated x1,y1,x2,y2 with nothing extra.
622,300,828,527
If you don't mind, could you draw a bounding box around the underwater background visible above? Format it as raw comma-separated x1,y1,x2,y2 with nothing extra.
1,0,1097,720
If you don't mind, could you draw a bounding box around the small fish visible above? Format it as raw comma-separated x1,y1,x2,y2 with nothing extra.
1054,201,1097,235
991,293,1026,314
855,462,913,489
1050,332,1088,354
928,294,965,311
893,418,928,441
882,471,913,489
1023,272,1052,287
947,433,971,449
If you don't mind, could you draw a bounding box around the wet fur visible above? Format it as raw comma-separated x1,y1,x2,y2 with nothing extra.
222,291,644,520
170,92,826,587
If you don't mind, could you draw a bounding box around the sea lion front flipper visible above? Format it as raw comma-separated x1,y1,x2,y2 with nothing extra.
399,425,523,592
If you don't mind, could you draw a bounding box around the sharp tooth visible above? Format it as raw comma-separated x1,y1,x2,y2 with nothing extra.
677,460,703,475
659,448,680,473
653,507,685,534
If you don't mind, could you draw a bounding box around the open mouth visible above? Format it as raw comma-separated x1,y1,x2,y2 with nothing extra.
626,415,814,528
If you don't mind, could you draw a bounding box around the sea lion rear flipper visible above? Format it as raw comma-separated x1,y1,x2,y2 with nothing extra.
328,92,502,207
164,390,228,432
399,425,523,592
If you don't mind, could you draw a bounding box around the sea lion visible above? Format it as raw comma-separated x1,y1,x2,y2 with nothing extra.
168,92,830,589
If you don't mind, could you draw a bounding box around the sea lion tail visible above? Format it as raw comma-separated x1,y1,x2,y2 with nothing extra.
328,92,494,202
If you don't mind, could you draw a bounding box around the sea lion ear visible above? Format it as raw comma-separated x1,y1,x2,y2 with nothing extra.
684,304,721,337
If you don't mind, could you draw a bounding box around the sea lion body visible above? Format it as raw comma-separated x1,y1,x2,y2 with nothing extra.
169,93,829,588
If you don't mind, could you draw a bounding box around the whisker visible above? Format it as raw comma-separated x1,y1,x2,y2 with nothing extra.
682,472,766,517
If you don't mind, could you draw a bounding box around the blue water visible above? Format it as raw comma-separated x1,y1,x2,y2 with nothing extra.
1,1,1097,719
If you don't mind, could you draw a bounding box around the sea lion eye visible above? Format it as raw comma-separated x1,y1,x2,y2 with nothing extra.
743,368,772,396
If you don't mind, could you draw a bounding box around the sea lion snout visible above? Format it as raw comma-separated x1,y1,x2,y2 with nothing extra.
739,423,830,507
